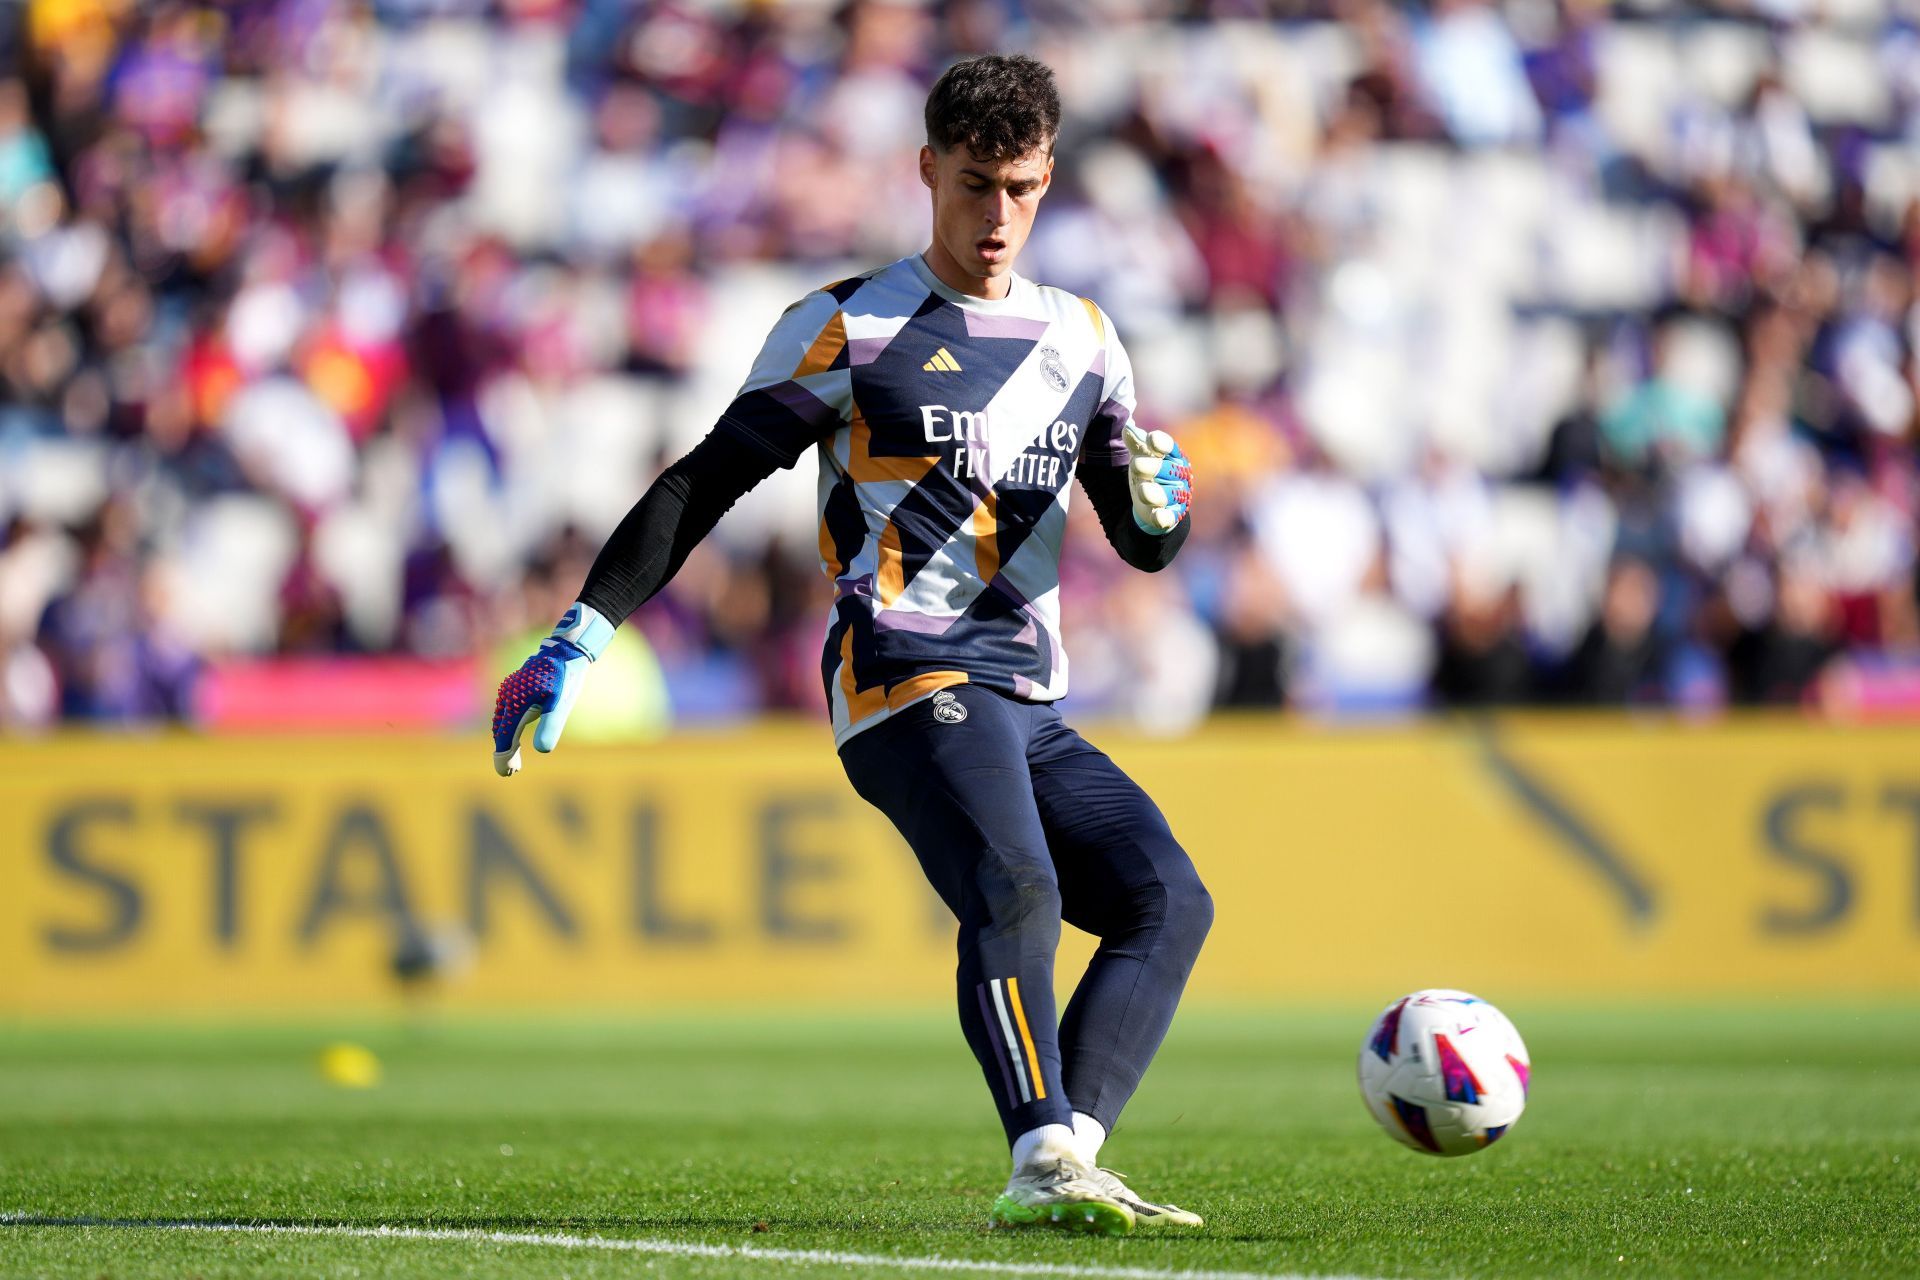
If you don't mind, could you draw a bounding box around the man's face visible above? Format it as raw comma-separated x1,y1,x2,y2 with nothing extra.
919,142,1054,295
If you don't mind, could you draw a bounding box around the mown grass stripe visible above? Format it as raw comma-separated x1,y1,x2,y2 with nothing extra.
0,1215,1370,1280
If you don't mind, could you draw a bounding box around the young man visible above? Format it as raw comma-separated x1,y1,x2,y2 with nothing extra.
491,54,1209,1237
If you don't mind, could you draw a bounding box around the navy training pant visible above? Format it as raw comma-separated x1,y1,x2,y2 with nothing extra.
838,684,1213,1144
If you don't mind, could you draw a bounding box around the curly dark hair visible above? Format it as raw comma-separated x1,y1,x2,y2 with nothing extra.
924,54,1061,161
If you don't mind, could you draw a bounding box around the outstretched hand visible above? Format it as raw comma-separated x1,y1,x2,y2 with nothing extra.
1124,426,1192,533
491,603,614,777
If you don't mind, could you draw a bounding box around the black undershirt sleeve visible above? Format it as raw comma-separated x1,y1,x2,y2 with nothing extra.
1075,458,1190,573
575,424,784,624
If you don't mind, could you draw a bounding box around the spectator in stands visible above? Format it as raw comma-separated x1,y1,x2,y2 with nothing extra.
0,0,1915,730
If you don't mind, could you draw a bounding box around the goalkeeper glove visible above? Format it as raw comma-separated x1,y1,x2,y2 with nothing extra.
491,602,615,777
1125,425,1192,533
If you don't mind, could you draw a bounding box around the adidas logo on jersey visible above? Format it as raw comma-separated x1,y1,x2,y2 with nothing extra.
923,347,962,372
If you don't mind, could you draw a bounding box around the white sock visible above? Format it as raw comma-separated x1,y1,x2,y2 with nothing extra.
1071,1112,1107,1165
1009,1123,1077,1172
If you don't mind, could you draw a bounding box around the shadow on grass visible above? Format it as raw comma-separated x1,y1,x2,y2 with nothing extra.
1,1212,1305,1246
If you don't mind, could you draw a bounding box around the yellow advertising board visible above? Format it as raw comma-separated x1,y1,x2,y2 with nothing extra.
2,715,1916,1015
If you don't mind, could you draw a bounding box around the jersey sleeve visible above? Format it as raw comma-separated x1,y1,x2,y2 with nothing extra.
575,425,782,624
1081,302,1136,471
714,289,856,470
1074,301,1189,571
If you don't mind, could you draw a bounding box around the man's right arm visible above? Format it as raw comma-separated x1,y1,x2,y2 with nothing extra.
577,283,853,622
574,426,782,625
491,287,853,775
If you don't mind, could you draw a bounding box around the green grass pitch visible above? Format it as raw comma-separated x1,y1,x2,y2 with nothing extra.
2,1006,1915,1278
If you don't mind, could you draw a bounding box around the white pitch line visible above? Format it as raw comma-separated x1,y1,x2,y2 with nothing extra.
0,1216,1375,1280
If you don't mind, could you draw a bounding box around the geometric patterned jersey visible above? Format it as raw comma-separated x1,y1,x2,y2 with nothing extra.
715,253,1139,745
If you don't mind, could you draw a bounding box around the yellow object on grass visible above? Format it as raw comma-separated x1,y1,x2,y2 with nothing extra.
318,1042,381,1089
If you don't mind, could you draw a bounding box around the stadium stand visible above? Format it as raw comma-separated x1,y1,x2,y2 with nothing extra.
0,0,1915,731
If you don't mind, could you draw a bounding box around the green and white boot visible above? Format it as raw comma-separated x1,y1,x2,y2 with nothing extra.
989,1154,1134,1236
1086,1168,1205,1228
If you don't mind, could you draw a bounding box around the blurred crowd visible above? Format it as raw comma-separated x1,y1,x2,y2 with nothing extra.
1,0,1917,732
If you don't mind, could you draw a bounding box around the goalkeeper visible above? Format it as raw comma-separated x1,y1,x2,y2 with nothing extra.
492,54,1209,1237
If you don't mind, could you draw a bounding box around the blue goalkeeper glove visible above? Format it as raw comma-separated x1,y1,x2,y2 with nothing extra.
1125,425,1192,533
491,602,616,777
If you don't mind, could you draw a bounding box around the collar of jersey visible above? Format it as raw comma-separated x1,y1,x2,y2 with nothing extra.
909,252,1030,312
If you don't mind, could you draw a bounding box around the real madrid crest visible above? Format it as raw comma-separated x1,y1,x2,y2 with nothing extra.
1038,345,1068,392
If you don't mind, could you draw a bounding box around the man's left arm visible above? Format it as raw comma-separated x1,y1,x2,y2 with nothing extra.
1074,314,1192,572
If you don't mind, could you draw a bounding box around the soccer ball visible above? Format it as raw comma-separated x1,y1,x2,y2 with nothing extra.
1357,988,1530,1156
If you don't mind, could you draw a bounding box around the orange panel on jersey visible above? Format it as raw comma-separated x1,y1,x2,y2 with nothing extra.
849,407,937,485
884,670,968,710
817,516,841,579
837,626,886,724
970,494,1000,585
1079,296,1104,342
792,310,848,378
875,520,906,606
